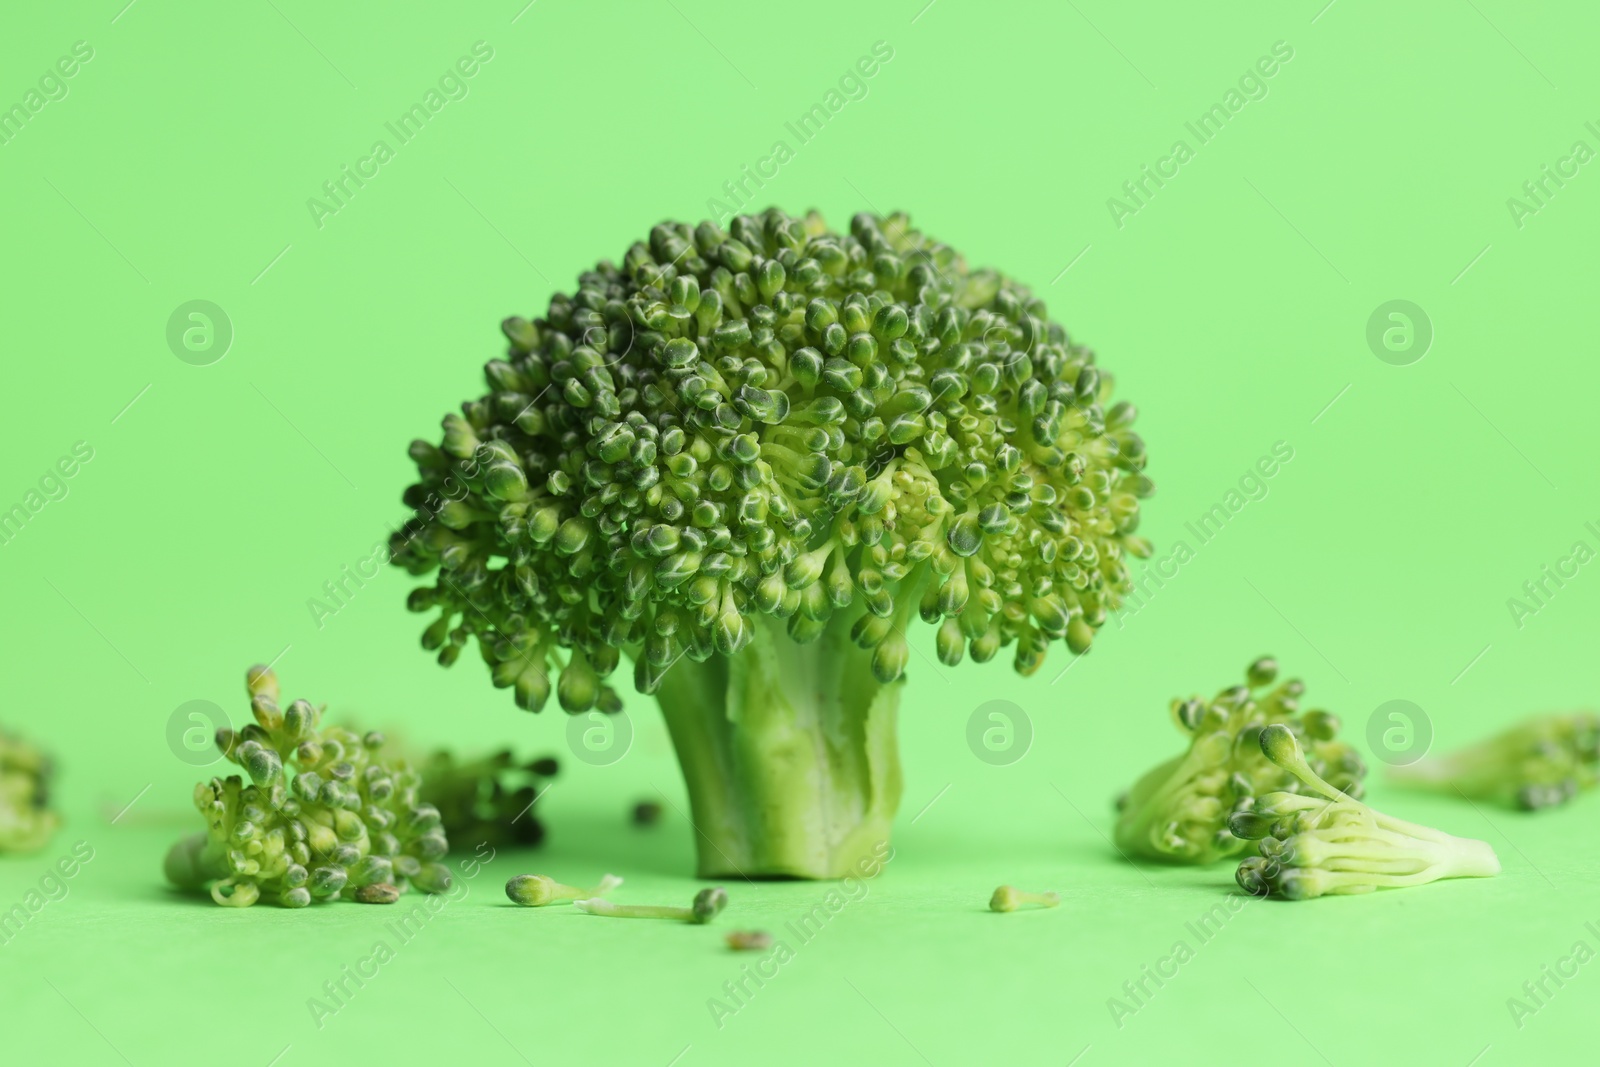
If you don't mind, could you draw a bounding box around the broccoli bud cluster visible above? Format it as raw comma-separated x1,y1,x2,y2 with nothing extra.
1114,657,1367,864
0,726,57,853
392,208,1153,712
163,666,453,907
1391,712,1600,810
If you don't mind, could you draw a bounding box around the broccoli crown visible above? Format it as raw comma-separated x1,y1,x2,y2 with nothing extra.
1393,712,1600,810
0,727,57,853
166,666,453,907
393,208,1153,713
1232,725,1500,899
1113,657,1367,864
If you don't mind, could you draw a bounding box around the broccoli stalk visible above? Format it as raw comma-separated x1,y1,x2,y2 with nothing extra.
393,209,1152,878
652,612,903,876
1389,713,1599,810
1231,725,1499,899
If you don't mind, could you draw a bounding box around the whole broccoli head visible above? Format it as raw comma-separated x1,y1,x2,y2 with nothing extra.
1232,725,1499,899
0,727,57,853
392,208,1152,878
162,666,453,907
1113,657,1366,864
1390,712,1600,810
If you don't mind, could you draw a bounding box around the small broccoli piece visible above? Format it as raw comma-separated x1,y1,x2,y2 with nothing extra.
419,748,558,848
1113,657,1366,864
1390,713,1600,810
505,872,622,906
0,727,57,853
725,929,773,951
393,208,1154,878
162,665,455,908
989,886,1060,912
1231,725,1500,900
575,886,728,924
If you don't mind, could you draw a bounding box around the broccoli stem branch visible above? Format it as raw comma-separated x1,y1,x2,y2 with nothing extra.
652,612,903,879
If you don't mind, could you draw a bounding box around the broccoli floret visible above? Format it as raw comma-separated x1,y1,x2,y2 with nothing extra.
505,872,621,906
0,727,57,853
392,208,1153,878
162,665,454,907
575,886,728,924
1113,657,1366,864
1390,713,1599,810
418,748,557,848
1231,725,1500,899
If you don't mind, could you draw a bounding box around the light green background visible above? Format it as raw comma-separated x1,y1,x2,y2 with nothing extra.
3,1,1597,1063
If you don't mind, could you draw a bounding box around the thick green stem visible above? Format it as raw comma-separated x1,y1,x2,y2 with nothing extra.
652,613,903,879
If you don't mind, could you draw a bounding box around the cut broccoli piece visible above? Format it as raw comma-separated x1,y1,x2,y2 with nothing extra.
393,208,1154,878
1390,713,1599,810
505,872,621,906
575,886,728,924
1113,657,1366,864
0,726,57,853
989,886,1059,912
1231,724,1500,899
162,665,454,907
418,748,557,848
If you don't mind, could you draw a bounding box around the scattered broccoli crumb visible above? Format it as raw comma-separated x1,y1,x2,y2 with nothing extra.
0,726,57,853
419,748,558,847
989,886,1060,912
162,665,454,908
575,886,728,924
391,207,1154,878
505,872,622,906
631,800,663,827
1391,713,1599,810
726,929,773,951
1231,724,1500,900
1114,657,1367,864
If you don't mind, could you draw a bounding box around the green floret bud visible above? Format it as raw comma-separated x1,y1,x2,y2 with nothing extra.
1233,727,1500,899
1112,657,1368,865
1390,712,1599,810
0,726,58,853
393,208,1153,879
162,665,456,909
505,872,622,906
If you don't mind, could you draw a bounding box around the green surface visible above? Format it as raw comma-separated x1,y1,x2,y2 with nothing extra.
3,1,1598,1063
